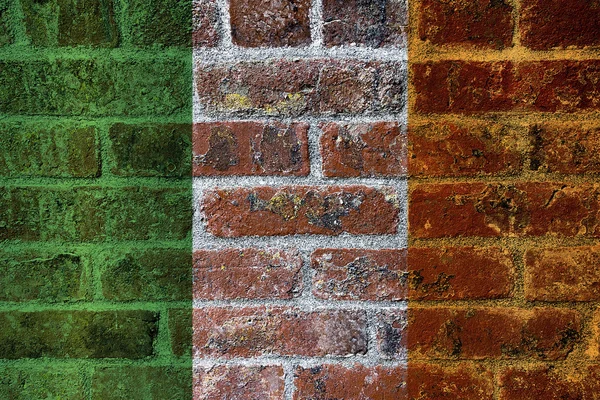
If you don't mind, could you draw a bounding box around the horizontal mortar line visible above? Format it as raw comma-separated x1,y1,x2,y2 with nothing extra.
0,115,194,124
406,175,600,185
406,112,600,124
0,301,192,312
192,176,409,186
409,236,600,248
192,357,407,368
192,298,408,310
0,240,191,250
0,178,192,188
193,47,408,62
0,47,191,61
191,115,409,124
0,358,192,367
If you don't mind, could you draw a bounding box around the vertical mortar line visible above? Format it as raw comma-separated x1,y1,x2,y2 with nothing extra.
512,0,522,48
307,123,324,180
309,0,323,48
365,308,380,365
299,249,314,300
216,0,233,48
153,305,171,359
283,361,296,400
10,0,28,45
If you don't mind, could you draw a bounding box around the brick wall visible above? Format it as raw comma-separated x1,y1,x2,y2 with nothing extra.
0,0,193,398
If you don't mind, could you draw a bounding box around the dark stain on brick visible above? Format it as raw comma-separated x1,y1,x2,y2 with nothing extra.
203,125,239,171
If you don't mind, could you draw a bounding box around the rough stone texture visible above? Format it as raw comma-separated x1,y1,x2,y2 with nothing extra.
193,121,310,176
525,246,600,301
520,0,600,50
193,0,219,47
108,123,191,177
394,307,581,360
193,307,367,358
126,0,192,47
194,365,285,400
0,367,86,399
500,365,600,400
229,0,311,47
195,59,406,116
320,122,407,177
419,0,513,49
294,363,495,399
194,248,303,299
529,123,600,174
409,183,600,238
202,185,399,237
0,124,99,178
0,310,159,359
322,0,407,47
413,60,600,113
408,121,524,177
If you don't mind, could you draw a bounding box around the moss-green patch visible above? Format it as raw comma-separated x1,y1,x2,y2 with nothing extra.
0,366,86,399
125,0,192,47
0,0,13,46
168,308,192,358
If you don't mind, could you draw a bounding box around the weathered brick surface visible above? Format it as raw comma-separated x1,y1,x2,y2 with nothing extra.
320,122,407,177
195,60,406,116
0,367,86,399
229,0,311,47
193,0,219,47
194,365,285,400
193,121,310,176
126,0,192,47
322,0,407,47
193,307,367,358
202,185,399,237
419,0,513,49
0,1,12,47
168,309,192,358
520,0,600,50
194,248,303,300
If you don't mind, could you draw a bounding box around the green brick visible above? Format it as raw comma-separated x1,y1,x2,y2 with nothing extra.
168,308,192,358
0,250,88,302
0,0,13,47
21,0,118,47
92,366,191,400
0,310,158,359
0,367,85,400
0,187,40,241
0,58,190,117
126,0,192,47
0,123,99,178
108,123,191,177
100,248,191,301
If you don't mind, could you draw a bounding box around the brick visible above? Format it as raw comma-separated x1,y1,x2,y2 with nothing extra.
0,187,41,241
195,59,406,116
500,365,600,400
0,0,13,47
229,0,310,47
311,247,512,301
21,0,118,47
0,310,158,359
529,123,600,174
193,121,310,176
320,122,407,177
194,248,303,300
0,58,190,117
322,0,407,47
520,0,600,50
193,307,367,357
100,248,191,301
0,251,88,302
409,183,600,238
525,246,600,301
194,365,284,400
588,309,600,359
0,367,85,400
202,185,399,237
92,366,191,400
419,0,513,49
413,60,600,113
193,0,219,47
294,363,494,400
388,307,581,360
0,123,99,178
126,0,192,47
168,308,192,358
408,121,523,177
108,123,191,177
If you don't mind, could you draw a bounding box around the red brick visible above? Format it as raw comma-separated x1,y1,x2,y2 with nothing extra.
311,247,513,301
195,60,406,116
500,365,600,400
193,248,303,300
202,185,399,237
294,363,494,400
520,0,600,50
194,365,285,400
193,0,219,47
394,307,581,360
409,183,600,238
229,0,311,47
525,246,600,301
193,307,367,358
529,123,600,174
320,122,407,177
413,60,600,113
322,0,407,47
419,0,513,49
193,121,310,176
408,121,523,177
